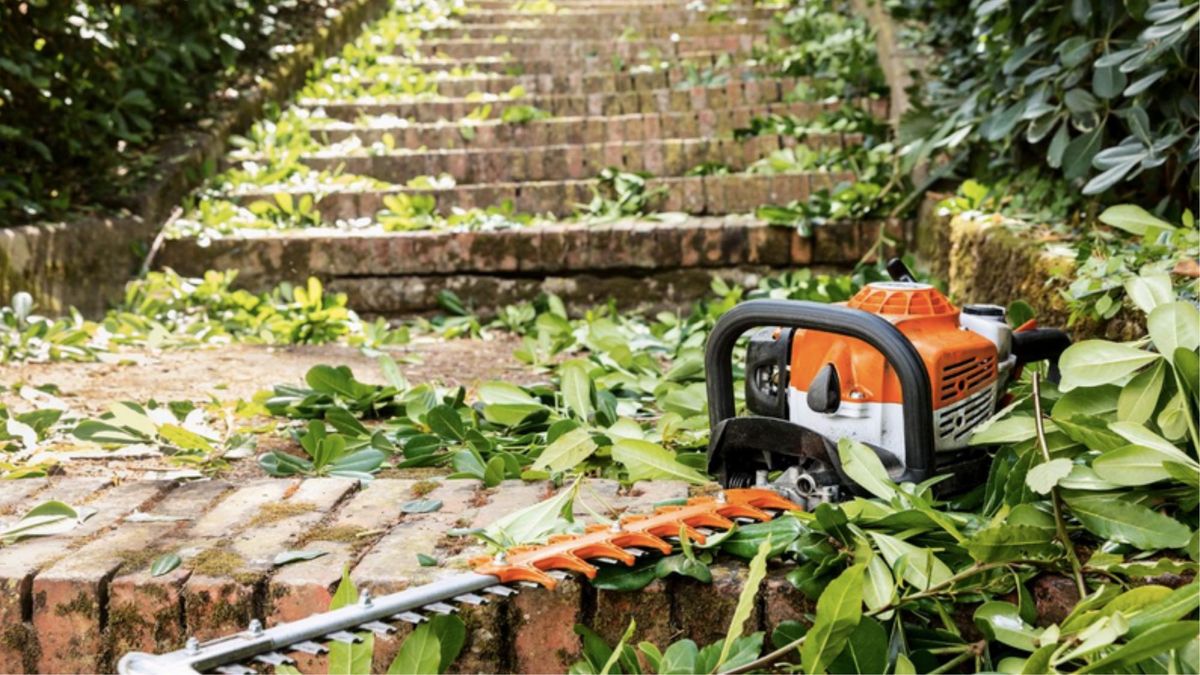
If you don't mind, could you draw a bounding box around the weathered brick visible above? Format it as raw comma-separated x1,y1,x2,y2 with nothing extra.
595,578,672,647
33,481,220,673
510,577,584,673
762,569,814,632
672,561,759,647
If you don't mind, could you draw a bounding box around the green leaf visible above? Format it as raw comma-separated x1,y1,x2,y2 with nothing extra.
717,536,772,668
71,419,148,445
426,405,466,441
655,554,712,583
612,439,708,484
1108,421,1197,466
478,381,538,405
1098,204,1174,235
1063,493,1192,549
965,524,1059,563
532,427,597,473
1149,302,1200,358
600,619,635,675
428,615,466,672
1092,445,1177,485
1123,272,1174,315
1052,385,1121,420
1063,127,1102,180
483,455,506,487
974,601,1039,651
970,416,1037,445
838,438,897,500
328,568,374,675
388,625,442,674
273,550,327,566
417,553,438,567
1118,362,1166,424
484,477,579,546
658,640,699,675
150,553,181,577
1059,340,1160,391
869,532,952,590
827,616,887,674
1126,583,1200,637
158,424,216,454
1078,622,1198,673
560,359,594,422
401,499,443,514
800,564,865,675
1026,457,1073,493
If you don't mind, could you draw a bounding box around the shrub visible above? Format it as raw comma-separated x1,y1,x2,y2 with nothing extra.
0,0,322,224
895,0,1198,214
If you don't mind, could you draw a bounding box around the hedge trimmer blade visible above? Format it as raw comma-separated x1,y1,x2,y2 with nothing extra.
117,488,799,674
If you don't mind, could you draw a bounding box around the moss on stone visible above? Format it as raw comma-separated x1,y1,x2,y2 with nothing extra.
410,479,440,497
54,591,97,619
249,500,318,527
115,546,165,574
305,524,366,543
190,548,247,576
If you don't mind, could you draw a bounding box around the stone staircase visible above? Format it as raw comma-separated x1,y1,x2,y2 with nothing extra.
158,0,895,315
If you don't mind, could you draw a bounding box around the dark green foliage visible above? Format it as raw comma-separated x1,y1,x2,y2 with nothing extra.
0,0,318,224
895,0,1198,213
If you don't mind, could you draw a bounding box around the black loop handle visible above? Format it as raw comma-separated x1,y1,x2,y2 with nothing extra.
704,300,936,483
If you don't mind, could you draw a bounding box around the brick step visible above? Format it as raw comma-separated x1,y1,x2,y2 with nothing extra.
366,65,774,98
301,77,803,123
290,134,852,185
232,171,849,220
453,7,775,25
11,476,894,674
431,19,771,39
404,34,763,60
310,100,882,149
158,217,900,315
395,50,739,75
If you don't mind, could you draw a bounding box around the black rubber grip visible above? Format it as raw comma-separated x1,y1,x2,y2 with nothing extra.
704,300,936,484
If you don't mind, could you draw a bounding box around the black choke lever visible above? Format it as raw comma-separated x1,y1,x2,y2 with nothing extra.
886,258,917,283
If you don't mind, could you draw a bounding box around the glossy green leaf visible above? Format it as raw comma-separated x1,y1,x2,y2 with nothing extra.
150,553,181,577
559,359,594,422
612,439,708,484
975,601,1039,651
839,438,897,500
1059,340,1160,391
531,427,597,473
801,564,865,675
828,616,887,674
1064,493,1192,549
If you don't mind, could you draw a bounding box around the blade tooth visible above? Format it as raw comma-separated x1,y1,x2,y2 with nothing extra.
392,611,427,624
215,666,256,675
326,630,363,644
593,557,619,565
518,581,541,588
360,620,397,635
547,570,570,581
423,602,458,615
253,651,295,666
291,640,329,655
454,593,488,605
624,548,646,557
485,585,518,597
695,527,714,536
734,517,758,524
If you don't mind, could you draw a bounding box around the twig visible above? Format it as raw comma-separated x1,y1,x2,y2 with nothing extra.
1031,372,1087,597
927,648,975,675
720,563,1008,674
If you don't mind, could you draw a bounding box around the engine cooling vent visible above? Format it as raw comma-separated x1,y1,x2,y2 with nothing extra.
940,356,995,403
936,386,995,444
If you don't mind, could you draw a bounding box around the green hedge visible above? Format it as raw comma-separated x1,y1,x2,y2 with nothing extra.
0,0,317,225
894,0,1198,213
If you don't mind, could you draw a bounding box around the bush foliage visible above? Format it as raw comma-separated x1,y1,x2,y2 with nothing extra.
896,0,1198,213
0,0,325,224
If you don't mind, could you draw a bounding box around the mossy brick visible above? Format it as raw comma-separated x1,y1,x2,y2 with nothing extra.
268,480,413,625
510,577,585,673
225,478,356,568
814,222,862,263
350,480,480,591
678,176,706,214
595,578,673,647
762,569,814,631
470,229,522,272
17,481,171,672
541,222,590,272
790,229,814,265
746,222,791,266
513,228,542,273
672,560,760,647
0,478,47,513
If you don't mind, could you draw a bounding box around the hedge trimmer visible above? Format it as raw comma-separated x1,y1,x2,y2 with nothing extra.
118,488,799,674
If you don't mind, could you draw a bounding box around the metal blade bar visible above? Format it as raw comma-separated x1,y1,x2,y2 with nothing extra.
117,572,500,674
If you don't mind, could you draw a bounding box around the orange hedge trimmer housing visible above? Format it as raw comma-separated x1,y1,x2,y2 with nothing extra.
705,259,1070,506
